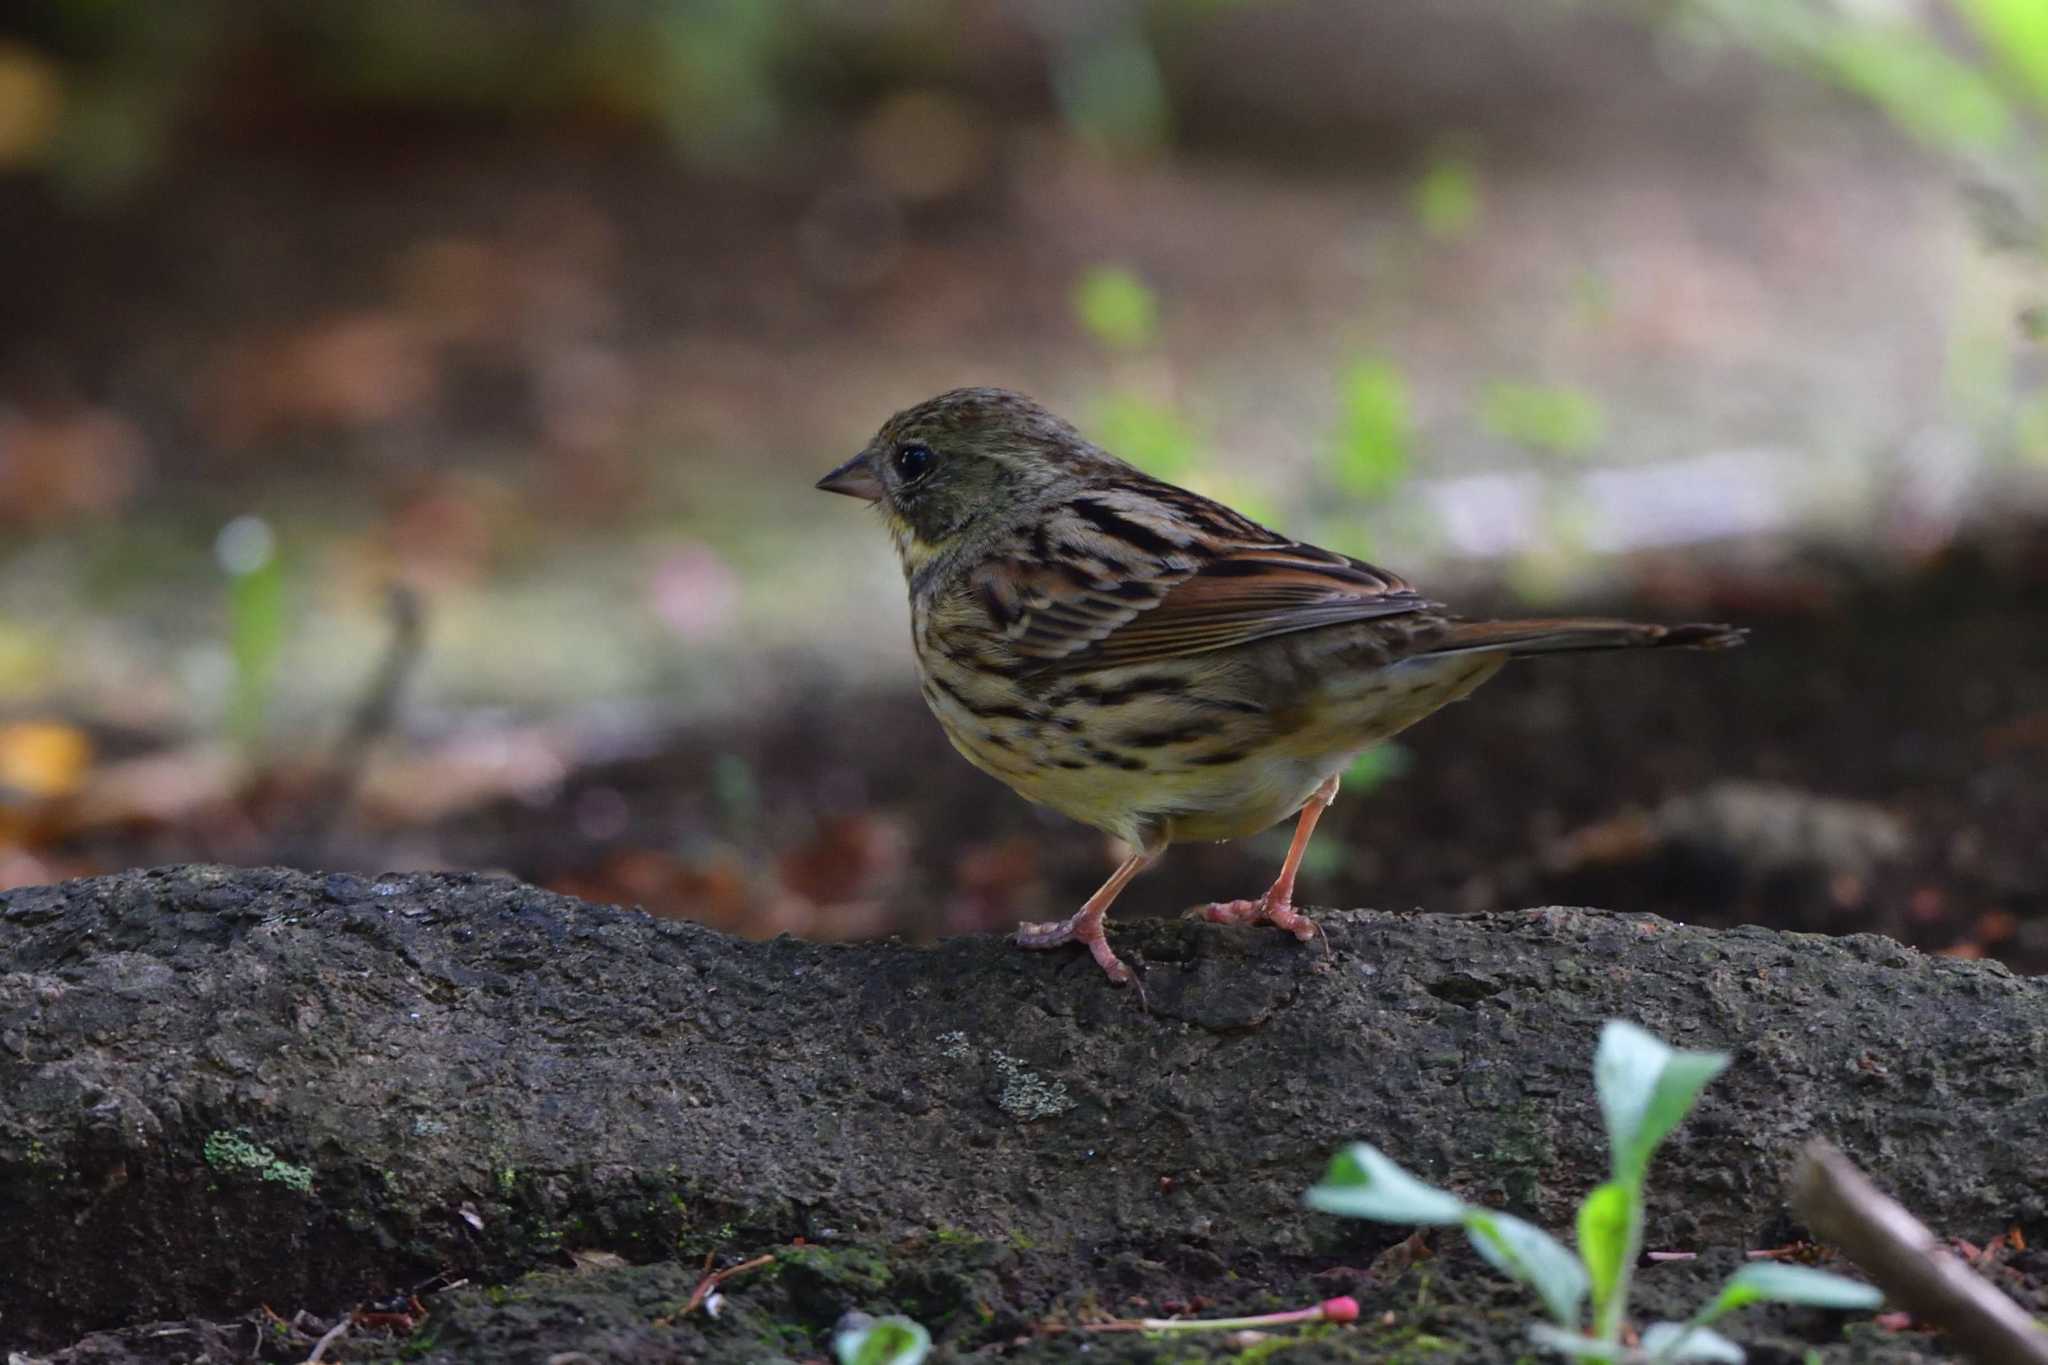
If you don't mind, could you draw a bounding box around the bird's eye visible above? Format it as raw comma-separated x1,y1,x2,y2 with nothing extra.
892,443,934,482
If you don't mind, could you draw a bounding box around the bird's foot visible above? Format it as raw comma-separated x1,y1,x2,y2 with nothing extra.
1015,913,1134,985
1198,893,1321,945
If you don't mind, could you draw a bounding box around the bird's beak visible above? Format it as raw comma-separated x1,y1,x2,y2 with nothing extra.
815,454,884,503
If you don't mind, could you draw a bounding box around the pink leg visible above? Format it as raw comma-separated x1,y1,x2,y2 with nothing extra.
1015,845,1160,985
1201,774,1340,944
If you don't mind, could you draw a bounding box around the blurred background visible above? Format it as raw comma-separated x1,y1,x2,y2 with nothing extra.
1,0,2044,968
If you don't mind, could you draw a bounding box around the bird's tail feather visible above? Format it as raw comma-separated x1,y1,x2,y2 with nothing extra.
1425,617,1747,658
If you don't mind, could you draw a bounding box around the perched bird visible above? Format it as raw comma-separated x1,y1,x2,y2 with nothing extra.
817,388,1743,986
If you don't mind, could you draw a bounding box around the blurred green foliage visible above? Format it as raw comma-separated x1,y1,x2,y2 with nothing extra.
1073,262,1207,480
712,751,760,835
1412,140,1482,241
218,518,285,748
1052,21,1171,155
13,0,2048,223
2,0,1204,196
1956,0,2048,111
2016,393,2048,464
1676,0,2048,155
1329,360,1413,500
1343,742,1413,793
1074,266,1161,351
1089,392,1201,480
1480,382,1607,456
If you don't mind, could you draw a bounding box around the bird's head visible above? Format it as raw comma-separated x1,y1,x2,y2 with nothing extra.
816,387,1120,578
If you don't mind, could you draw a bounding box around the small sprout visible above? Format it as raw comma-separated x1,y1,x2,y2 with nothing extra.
1308,1020,1879,1362
833,1312,930,1365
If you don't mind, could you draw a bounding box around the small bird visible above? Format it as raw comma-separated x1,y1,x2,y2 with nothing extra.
817,388,1742,987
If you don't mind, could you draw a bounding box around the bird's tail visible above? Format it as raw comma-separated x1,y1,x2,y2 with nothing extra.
1424,617,1747,658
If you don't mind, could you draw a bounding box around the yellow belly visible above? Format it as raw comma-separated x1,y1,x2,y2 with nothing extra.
923,649,1505,848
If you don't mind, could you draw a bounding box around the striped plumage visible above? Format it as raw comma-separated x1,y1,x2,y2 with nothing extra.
818,388,1743,987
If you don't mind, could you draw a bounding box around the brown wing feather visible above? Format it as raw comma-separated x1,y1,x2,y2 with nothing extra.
969,482,1433,669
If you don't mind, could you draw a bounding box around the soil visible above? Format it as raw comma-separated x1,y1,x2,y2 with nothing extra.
4,864,2044,1362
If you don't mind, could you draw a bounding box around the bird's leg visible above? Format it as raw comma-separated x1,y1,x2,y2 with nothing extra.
1200,774,1340,943
1015,845,1160,985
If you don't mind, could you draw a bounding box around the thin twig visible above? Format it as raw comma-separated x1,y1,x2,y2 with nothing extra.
1081,1297,1359,1334
683,1253,776,1315
303,1311,353,1365
291,582,426,859
1790,1141,2048,1365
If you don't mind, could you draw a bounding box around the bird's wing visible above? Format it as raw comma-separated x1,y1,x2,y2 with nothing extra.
969,485,1432,668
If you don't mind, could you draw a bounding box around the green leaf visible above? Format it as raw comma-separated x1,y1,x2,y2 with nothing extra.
1594,1020,1729,1186
1814,25,2011,153
1304,1144,1467,1225
1480,382,1606,456
833,1314,931,1365
1640,1321,1744,1363
1463,1208,1588,1328
1710,1263,1882,1314
1526,1323,1622,1360
1575,1181,1634,1321
1956,0,2048,111
1073,265,1159,351
1330,359,1412,499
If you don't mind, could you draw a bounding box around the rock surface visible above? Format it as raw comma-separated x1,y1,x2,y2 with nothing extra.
2,865,2043,1359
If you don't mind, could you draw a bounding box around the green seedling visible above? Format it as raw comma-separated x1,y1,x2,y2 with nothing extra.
1305,1020,1881,1363
833,1313,930,1365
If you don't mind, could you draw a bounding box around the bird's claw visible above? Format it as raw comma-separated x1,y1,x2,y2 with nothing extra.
1015,916,1135,986
1199,895,1322,946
